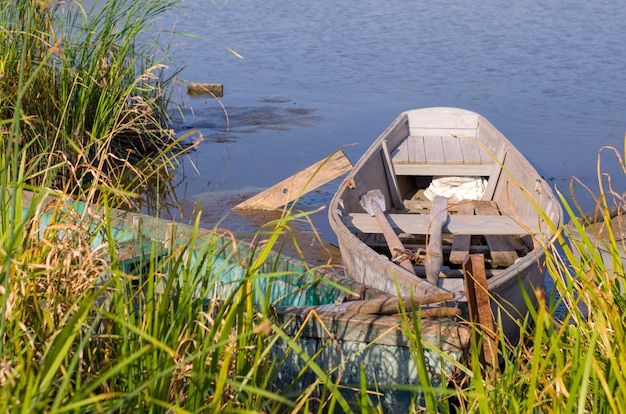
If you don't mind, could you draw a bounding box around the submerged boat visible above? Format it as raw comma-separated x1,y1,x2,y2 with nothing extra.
329,107,563,339
13,190,469,412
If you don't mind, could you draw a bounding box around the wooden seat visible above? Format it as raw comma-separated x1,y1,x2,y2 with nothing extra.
345,211,540,236
391,134,496,177
349,200,531,267
449,202,475,264
393,163,494,176
472,201,522,267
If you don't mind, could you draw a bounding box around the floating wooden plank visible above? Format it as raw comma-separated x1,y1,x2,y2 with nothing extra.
345,212,540,235
187,82,224,97
449,202,476,264
233,150,353,210
473,201,520,267
463,254,497,368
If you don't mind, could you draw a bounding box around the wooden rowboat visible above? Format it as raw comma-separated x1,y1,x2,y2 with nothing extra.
14,190,470,412
329,107,563,340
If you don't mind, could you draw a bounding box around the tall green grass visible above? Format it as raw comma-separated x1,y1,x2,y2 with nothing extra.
3,1,626,411
449,144,626,413
0,2,373,411
0,0,193,209
5,155,626,412
0,186,382,411
0,194,263,411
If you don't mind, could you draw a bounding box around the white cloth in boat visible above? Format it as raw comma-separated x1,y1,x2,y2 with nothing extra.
423,176,487,203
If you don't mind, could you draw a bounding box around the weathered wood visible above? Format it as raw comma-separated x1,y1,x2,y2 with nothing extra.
449,202,476,264
420,307,463,318
233,150,352,210
393,162,494,176
346,212,540,235
364,236,526,277
441,135,465,163
328,107,563,340
463,254,497,367
416,267,505,279
408,134,426,164
187,82,224,97
457,134,484,164
425,196,448,285
407,109,479,131
276,307,470,355
381,139,404,210
378,114,410,150
403,199,434,213
373,208,416,274
423,135,446,164
473,201,520,266
344,292,454,314
403,199,470,213
359,189,418,275
409,127,477,137
482,146,507,201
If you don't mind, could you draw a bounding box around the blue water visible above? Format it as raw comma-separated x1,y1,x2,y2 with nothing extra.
159,0,625,226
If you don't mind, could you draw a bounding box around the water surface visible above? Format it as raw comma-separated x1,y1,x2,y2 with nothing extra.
162,0,626,241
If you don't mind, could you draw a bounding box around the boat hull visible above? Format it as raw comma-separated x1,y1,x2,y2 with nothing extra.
329,107,563,340
14,189,469,412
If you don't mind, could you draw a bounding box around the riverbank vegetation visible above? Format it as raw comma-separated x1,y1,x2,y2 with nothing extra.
449,151,626,413
0,0,194,210
4,152,624,413
2,0,626,412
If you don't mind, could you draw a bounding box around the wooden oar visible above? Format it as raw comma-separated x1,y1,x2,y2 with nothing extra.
360,189,415,274
344,292,454,314
425,196,448,286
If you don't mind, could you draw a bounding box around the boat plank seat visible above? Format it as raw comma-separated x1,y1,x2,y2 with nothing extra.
391,135,496,176
346,209,540,236
449,202,475,264
473,201,522,267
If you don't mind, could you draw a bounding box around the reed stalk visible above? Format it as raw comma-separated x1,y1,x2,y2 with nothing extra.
449,144,626,413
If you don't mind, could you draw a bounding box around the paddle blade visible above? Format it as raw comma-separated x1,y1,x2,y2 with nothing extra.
360,189,386,216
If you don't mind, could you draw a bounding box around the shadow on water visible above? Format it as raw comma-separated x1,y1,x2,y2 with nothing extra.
174,186,343,267
166,93,342,265
170,96,327,143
